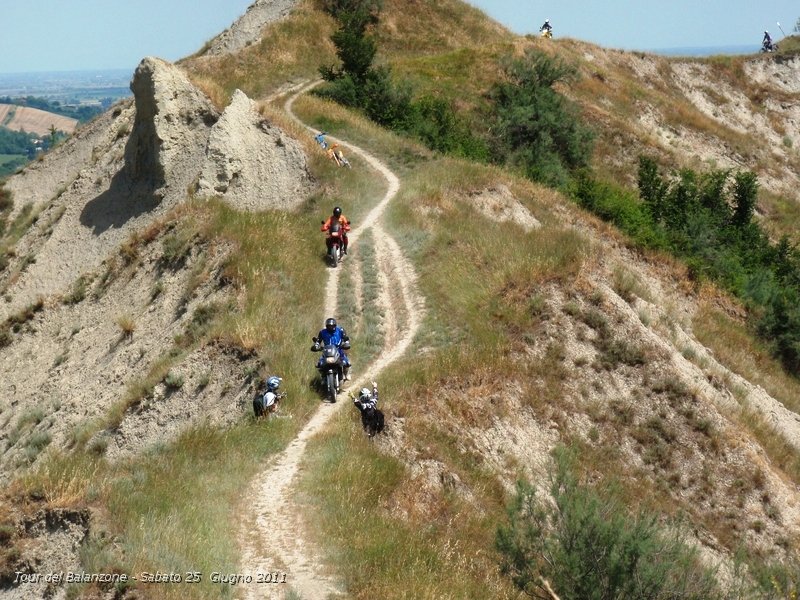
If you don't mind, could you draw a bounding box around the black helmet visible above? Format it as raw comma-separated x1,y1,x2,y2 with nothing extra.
333,206,342,218
325,317,337,332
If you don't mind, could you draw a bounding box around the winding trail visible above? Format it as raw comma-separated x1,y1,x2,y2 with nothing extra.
237,83,425,599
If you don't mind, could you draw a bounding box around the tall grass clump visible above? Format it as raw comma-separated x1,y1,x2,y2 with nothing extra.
496,446,720,599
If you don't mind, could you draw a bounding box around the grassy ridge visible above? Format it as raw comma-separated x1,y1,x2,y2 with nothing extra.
292,97,591,597
300,411,517,599
184,0,338,104
293,86,800,595
6,1,800,597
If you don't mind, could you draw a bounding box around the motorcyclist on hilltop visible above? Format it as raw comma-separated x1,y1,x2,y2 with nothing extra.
539,19,553,37
762,30,774,51
313,317,351,380
321,206,351,255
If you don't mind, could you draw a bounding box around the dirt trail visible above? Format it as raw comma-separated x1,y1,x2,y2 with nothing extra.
237,83,424,599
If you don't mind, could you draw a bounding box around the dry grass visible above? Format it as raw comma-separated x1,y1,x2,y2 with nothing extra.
115,314,136,340
693,302,800,415
378,0,513,57
299,398,517,599
183,0,337,102
759,189,800,243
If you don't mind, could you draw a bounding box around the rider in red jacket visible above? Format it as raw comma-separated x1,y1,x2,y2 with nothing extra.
321,206,351,254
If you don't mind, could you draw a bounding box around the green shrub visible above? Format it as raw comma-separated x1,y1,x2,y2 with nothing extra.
488,49,594,188
571,172,667,249
63,276,88,305
409,95,489,160
496,447,720,599
163,371,184,391
160,232,192,266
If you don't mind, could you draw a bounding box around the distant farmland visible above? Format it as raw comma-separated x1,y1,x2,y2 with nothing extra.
0,104,77,136
0,153,24,165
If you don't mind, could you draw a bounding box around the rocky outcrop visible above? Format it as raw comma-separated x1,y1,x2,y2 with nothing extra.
196,89,311,211
125,56,219,189
0,56,311,318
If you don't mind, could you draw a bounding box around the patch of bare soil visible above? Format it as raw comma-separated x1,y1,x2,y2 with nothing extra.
573,42,800,205
469,184,541,232
0,500,90,600
0,228,244,481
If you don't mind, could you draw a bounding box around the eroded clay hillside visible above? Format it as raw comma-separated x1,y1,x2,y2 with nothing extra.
1,0,800,597
559,40,800,228
0,55,312,484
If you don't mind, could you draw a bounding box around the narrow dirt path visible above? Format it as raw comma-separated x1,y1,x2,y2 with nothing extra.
237,83,424,599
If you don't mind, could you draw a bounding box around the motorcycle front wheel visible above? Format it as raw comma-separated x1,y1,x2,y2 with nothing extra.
326,372,338,402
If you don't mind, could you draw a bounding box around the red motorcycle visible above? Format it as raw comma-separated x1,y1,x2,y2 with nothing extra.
324,221,345,267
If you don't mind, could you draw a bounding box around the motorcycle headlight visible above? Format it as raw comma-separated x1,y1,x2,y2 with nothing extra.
325,356,337,364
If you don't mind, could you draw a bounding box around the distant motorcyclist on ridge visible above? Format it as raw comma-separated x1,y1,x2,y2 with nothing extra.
321,206,351,255
313,317,352,381
762,30,775,52
539,18,553,38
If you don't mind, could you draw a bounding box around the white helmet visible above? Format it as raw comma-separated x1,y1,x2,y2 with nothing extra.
266,376,282,391
359,387,371,399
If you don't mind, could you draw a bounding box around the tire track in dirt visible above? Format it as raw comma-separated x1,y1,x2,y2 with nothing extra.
237,83,424,599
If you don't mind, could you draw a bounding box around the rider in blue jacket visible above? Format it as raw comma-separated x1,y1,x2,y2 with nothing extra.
315,317,351,380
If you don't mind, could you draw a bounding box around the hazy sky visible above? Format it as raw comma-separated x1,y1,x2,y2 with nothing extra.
0,0,253,73
466,0,798,50
1,1,798,74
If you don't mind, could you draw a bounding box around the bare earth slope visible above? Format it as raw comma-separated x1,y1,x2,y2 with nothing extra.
561,41,800,214
0,57,311,319
202,0,299,57
0,56,311,481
